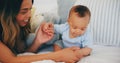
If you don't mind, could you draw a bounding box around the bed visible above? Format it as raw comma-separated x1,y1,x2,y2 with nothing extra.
77,45,120,63
75,0,120,63
26,0,120,63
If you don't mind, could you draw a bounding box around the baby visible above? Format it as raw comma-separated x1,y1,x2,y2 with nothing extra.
53,5,93,56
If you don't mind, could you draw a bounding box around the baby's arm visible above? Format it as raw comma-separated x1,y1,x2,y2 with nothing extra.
53,44,62,51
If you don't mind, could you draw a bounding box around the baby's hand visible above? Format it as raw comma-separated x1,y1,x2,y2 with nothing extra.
42,22,54,35
80,47,92,56
35,22,54,44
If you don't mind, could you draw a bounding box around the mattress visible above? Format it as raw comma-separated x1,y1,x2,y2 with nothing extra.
18,45,120,63
77,45,120,63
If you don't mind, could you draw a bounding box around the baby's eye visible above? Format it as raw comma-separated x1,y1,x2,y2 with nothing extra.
81,28,85,31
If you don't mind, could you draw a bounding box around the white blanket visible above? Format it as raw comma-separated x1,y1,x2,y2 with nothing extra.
77,45,120,63
17,45,120,63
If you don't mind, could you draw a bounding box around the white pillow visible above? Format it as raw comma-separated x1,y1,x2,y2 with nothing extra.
33,0,59,24
31,0,60,32
33,0,58,14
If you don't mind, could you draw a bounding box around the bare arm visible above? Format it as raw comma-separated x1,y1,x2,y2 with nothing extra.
0,42,56,63
0,42,82,63
0,22,83,63
27,22,54,52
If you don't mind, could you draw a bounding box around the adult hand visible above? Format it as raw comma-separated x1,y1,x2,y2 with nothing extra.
71,46,83,60
55,47,81,63
80,47,92,56
35,22,54,44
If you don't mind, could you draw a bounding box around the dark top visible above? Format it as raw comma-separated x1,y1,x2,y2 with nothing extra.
0,23,2,41
0,24,27,54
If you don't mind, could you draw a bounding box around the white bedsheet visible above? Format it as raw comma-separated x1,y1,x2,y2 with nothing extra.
17,45,120,63
77,45,120,63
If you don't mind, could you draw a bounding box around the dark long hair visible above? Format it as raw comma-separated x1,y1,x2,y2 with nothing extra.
0,0,34,49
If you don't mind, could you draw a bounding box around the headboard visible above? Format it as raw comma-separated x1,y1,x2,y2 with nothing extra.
74,0,120,46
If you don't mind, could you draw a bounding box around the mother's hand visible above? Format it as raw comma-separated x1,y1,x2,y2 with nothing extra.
35,22,54,44
27,22,54,52
55,47,82,63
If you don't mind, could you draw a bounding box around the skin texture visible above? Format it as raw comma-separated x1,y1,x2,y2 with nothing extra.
16,0,32,27
0,0,82,63
68,12,89,38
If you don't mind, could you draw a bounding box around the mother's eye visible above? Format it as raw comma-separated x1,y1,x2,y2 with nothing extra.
20,12,27,15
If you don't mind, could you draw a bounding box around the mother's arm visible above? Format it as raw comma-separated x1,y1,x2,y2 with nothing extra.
0,42,55,63
0,42,82,63
27,22,54,52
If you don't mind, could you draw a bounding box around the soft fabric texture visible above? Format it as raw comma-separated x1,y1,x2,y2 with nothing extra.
74,0,120,46
27,0,60,52
77,45,120,63
30,0,60,32
54,22,93,48
26,0,120,63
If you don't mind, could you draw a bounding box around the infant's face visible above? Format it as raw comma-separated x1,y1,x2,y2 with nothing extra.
68,13,90,38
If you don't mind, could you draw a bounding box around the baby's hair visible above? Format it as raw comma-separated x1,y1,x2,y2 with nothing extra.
69,5,91,17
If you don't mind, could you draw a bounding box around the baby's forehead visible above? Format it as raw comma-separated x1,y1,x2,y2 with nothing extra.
71,20,88,27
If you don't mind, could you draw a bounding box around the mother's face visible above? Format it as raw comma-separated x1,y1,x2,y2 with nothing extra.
16,0,32,27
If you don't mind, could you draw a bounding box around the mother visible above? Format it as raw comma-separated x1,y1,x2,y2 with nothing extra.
0,0,82,63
